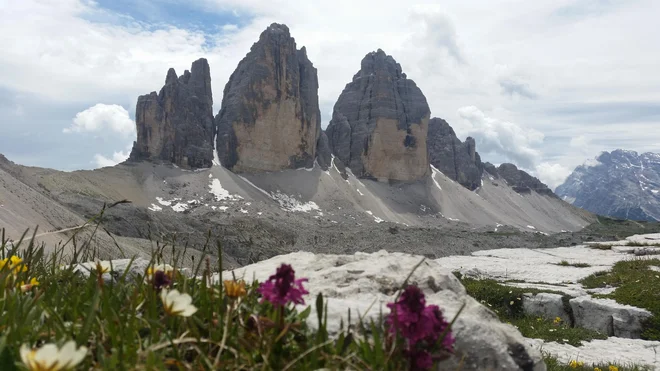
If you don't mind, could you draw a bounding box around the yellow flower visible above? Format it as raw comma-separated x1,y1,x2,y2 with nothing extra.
20,340,87,371
93,261,112,273
1,255,28,274
594,368,602,371
160,289,197,317
223,280,247,298
554,317,562,324
569,360,584,368
609,366,619,371
19,277,40,293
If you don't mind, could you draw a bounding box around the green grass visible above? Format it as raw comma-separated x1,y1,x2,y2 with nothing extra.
556,260,591,268
454,274,607,346
580,259,660,340
0,237,435,371
543,354,650,371
0,205,459,371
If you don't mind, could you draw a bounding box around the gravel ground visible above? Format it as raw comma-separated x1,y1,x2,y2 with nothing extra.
2,156,658,269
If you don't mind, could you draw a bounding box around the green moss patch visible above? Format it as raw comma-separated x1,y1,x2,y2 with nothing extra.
455,275,606,346
579,259,660,340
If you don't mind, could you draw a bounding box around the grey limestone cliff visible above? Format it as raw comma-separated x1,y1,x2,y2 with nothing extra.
325,49,430,182
129,58,214,169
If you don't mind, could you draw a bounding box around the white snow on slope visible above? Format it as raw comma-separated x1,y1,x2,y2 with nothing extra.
430,165,443,190
148,204,162,212
171,202,189,212
212,133,221,166
365,210,384,223
156,197,173,206
209,178,242,201
271,192,320,212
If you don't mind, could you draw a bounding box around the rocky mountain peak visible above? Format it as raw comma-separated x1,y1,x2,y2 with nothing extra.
215,23,322,173
491,163,555,197
427,118,484,190
556,149,660,221
325,50,429,182
129,58,214,169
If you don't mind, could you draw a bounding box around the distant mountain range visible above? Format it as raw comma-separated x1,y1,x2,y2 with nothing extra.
556,150,660,221
0,23,594,266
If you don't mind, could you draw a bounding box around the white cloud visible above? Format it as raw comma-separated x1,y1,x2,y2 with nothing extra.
64,104,135,135
93,147,131,168
569,135,590,149
457,106,544,169
534,162,573,190
1,0,660,174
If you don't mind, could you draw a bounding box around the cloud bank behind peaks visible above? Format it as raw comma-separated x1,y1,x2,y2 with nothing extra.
64,104,135,136
457,106,543,169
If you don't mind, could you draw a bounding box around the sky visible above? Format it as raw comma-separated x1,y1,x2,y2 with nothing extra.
1,0,659,189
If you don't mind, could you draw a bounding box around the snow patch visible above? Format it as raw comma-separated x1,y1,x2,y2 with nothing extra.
212,133,221,166
527,225,536,230
171,202,189,212
148,204,162,212
156,197,173,206
239,208,248,214
271,192,320,212
365,210,384,223
357,189,364,196
430,165,443,190
209,178,243,201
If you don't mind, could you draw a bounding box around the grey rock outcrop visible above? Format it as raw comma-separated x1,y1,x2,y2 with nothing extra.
569,296,652,339
214,23,321,173
556,150,660,221
488,163,555,197
427,117,484,190
129,58,214,169
221,250,545,370
522,293,571,324
325,49,430,183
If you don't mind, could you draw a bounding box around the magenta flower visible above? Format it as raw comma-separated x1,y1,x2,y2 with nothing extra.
386,285,455,370
258,264,309,307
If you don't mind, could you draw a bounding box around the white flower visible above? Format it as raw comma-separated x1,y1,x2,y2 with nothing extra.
20,340,87,371
160,289,197,317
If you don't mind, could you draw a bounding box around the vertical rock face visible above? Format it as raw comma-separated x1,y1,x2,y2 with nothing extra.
215,23,321,173
427,118,484,190
129,58,214,169
325,49,430,182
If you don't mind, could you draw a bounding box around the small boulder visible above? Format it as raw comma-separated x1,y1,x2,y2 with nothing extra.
569,296,652,339
522,293,570,324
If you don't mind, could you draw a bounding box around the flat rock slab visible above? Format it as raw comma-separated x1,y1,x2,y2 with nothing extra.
527,337,660,370
219,250,545,371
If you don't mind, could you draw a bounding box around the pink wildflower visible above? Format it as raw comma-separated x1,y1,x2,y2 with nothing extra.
386,286,455,370
258,264,308,306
